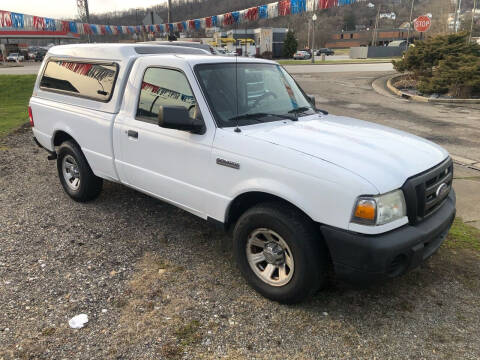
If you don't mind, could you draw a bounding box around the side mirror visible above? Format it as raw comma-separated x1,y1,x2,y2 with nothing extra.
158,106,206,135
306,94,316,107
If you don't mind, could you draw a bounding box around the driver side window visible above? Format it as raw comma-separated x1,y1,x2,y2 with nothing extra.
136,67,197,124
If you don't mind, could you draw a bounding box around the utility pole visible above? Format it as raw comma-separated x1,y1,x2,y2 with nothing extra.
406,0,415,47
167,0,172,23
454,0,462,33
77,0,91,42
372,5,381,46
469,0,477,43
167,0,172,38
307,19,311,49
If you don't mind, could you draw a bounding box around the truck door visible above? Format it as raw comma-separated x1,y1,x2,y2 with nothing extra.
113,63,215,218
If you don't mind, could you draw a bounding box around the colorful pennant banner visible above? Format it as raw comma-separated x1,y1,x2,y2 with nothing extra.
0,0,357,36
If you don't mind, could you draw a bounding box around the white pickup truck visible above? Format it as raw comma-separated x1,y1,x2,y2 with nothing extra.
30,43,455,303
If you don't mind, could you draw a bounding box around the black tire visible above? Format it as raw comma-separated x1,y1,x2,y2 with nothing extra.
56,140,103,202
233,202,328,304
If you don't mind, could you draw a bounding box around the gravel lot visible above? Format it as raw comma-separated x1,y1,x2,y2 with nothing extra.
1,126,480,360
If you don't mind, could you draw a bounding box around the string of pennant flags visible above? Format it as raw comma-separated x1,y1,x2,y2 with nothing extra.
0,0,357,36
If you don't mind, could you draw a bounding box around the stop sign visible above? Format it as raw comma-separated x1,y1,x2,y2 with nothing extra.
414,15,431,32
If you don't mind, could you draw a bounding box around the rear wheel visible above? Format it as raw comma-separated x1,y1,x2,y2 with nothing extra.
56,140,103,202
233,202,328,304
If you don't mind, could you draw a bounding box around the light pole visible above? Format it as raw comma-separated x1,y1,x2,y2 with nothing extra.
406,0,415,48
311,13,317,63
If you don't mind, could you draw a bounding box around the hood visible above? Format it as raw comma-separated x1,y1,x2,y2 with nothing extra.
241,115,449,193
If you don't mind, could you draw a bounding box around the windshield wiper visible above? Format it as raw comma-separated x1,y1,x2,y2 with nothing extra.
229,112,296,122
288,106,315,119
288,106,312,114
288,106,328,118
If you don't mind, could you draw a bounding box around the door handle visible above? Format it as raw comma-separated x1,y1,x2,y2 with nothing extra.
127,130,138,139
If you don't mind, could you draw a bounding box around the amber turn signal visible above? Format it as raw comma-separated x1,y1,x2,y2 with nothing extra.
353,199,376,223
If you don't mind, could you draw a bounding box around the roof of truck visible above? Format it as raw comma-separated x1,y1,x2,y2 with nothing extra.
46,43,212,60
171,54,276,66
45,43,277,65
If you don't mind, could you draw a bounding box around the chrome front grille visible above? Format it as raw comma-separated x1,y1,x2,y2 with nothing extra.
402,158,453,224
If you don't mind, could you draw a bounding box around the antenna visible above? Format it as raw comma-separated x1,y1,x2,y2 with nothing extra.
234,21,241,133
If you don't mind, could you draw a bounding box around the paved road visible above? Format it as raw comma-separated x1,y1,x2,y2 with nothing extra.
0,63,41,75
285,62,394,73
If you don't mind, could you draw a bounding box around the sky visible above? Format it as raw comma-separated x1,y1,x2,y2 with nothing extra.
0,0,166,19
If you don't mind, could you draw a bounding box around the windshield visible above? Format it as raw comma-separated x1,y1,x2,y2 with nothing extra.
194,63,316,127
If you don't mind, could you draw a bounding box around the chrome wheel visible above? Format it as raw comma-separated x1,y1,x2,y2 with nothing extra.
62,155,80,191
246,228,294,287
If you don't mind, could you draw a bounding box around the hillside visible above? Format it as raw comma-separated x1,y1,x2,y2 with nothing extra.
87,0,460,46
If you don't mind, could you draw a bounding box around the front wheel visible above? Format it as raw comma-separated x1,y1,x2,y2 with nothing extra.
56,140,103,202
233,202,328,304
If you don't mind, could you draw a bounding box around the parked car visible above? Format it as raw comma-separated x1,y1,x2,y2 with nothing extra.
6,52,24,62
293,50,311,60
316,48,335,56
30,44,455,304
34,51,46,62
28,47,41,60
215,47,227,55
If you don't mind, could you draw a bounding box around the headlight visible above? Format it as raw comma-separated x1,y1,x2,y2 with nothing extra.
352,189,406,226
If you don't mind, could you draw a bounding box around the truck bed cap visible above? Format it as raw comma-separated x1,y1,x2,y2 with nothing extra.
46,43,212,60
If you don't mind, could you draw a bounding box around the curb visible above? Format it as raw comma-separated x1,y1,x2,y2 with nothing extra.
386,74,480,104
451,155,480,172
371,74,408,101
0,63,24,68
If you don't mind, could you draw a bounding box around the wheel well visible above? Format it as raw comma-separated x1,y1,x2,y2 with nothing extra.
53,131,76,147
226,192,314,231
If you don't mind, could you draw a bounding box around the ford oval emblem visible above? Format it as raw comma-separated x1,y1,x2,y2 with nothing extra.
436,183,449,198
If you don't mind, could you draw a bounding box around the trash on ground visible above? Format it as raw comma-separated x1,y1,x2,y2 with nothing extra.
68,314,88,329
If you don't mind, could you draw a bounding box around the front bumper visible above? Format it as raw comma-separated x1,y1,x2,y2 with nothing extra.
321,189,456,285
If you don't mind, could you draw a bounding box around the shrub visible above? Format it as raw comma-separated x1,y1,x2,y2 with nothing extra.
393,32,480,97
260,51,273,59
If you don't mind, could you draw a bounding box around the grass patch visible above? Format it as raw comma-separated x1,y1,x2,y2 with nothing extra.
174,320,201,346
445,218,480,252
331,48,350,56
0,75,36,137
277,58,398,65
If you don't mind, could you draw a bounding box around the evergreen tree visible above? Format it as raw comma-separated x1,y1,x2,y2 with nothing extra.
283,30,298,58
393,32,480,97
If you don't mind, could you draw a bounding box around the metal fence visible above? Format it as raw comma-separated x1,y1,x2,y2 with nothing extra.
350,46,406,59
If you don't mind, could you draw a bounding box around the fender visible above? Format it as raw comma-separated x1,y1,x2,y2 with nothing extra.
226,179,313,224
